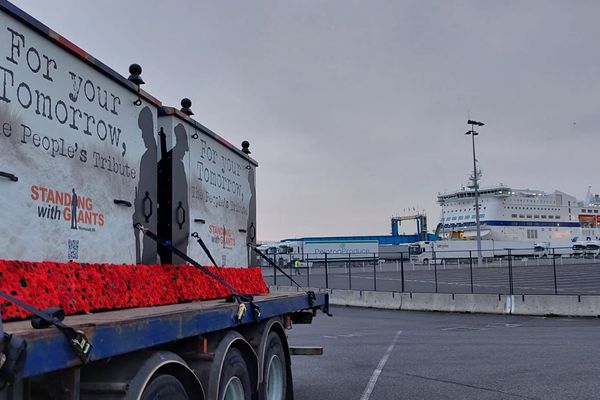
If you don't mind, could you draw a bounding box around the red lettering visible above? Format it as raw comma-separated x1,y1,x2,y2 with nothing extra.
39,186,48,202
83,211,91,225
64,207,71,221
55,191,63,205
31,185,39,200
33,187,99,219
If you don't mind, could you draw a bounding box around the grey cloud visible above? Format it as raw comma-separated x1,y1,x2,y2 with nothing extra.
11,0,600,240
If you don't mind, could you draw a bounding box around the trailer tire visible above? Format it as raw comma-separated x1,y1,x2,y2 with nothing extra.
141,374,189,400
219,348,253,400
260,332,287,400
422,258,429,265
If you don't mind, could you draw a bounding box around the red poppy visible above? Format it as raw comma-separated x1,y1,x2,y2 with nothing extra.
0,260,268,321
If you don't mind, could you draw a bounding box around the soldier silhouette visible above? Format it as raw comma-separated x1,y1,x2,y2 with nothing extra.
133,106,158,264
71,188,78,230
171,124,189,265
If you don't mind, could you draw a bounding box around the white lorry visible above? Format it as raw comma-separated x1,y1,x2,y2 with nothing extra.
276,240,379,266
409,240,537,265
533,241,575,258
570,240,600,258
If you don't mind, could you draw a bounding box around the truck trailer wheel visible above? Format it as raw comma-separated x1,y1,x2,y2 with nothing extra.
261,332,287,400
219,348,253,400
141,374,189,400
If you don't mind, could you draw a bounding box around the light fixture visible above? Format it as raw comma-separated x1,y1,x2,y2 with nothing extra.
128,63,144,106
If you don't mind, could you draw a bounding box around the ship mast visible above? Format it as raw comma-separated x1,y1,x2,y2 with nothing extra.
466,119,485,265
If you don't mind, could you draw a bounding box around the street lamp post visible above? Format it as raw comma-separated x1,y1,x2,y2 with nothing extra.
466,119,485,265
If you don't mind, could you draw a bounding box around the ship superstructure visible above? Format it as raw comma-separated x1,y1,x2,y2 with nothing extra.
438,185,600,243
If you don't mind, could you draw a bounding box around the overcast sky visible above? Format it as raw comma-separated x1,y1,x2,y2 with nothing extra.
11,0,600,241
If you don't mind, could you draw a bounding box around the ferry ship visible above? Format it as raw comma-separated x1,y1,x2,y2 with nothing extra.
437,184,600,244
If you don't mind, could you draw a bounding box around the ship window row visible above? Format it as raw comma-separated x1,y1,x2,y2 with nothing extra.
526,229,538,239
445,207,487,213
445,214,486,221
512,199,552,204
511,214,560,219
441,199,492,207
443,197,559,205
442,190,506,199
507,206,559,211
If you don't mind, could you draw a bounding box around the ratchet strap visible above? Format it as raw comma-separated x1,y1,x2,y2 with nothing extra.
249,245,304,288
135,224,261,322
248,244,332,317
191,232,222,273
0,290,92,364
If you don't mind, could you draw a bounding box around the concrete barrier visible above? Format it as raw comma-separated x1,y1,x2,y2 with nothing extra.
271,285,300,293
269,286,600,317
329,289,402,309
270,286,400,309
509,294,600,317
400,292,507,314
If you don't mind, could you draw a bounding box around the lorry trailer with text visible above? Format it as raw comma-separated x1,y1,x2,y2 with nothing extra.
409,240,537,264
409,240,577,264
0,1,328,399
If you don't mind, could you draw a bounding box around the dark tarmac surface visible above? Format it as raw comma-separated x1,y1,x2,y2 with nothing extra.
287,306,600,400
265,258,600,295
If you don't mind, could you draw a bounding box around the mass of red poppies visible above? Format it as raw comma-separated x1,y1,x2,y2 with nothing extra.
0,260,269,320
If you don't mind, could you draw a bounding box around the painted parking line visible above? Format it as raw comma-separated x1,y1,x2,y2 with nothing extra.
359,329,402,400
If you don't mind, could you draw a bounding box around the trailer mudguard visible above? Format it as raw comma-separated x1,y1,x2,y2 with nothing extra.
80,350,204,400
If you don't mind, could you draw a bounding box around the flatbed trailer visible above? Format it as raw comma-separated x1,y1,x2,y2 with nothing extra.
0,1,329,398
1,292,329,399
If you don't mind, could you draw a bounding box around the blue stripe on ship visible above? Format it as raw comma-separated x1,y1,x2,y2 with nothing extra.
443,220,581,228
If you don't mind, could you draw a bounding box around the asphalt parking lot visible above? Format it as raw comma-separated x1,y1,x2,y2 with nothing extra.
287,306,600,400
264,258,600,295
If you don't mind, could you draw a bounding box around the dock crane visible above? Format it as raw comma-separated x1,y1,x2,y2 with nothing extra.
391,213,428,241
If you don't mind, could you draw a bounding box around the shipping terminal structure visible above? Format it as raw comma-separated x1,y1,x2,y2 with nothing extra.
266,213,438,263
0,2,328,399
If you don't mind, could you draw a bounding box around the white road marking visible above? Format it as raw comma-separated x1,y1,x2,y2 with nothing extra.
322,333,364,339
359,329,402,400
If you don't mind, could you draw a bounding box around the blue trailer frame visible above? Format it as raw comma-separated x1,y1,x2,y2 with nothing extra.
5,292,328,379
0,2,328,397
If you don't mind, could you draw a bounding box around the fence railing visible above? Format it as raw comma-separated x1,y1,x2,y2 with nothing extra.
261,247,600,296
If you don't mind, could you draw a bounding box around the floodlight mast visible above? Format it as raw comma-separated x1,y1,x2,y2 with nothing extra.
465,119,485,264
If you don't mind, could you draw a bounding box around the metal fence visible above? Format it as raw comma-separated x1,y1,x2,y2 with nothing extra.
261,248,600,296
